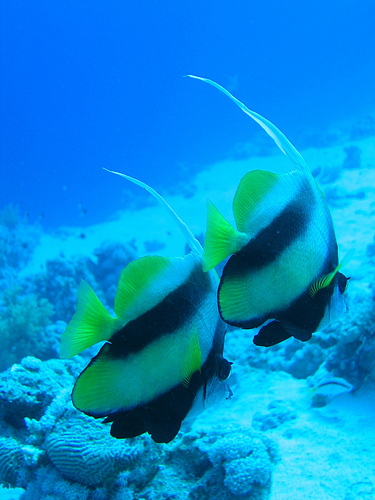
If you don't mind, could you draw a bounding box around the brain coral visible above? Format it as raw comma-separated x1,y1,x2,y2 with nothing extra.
45,431,131,486
0,437,25,485
0,353,278,499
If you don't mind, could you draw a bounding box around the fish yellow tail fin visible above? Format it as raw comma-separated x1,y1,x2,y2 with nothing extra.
202,200,249,272
60,280,119,358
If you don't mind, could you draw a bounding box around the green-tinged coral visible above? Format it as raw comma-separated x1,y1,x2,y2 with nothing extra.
0,286,55,371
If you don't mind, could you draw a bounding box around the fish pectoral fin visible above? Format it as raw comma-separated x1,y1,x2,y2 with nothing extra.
181,328,202,389
253,321,292,347
309,249,355,299
59,280,118,358
203,200,249,272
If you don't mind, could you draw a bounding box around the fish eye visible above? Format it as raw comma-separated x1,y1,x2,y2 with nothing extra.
338,272,349,294
219,359,233,381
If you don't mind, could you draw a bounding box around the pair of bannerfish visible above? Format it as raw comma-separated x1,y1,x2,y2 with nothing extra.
60,76,350,443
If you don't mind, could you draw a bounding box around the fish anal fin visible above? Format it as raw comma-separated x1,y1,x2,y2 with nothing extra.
59,280,118,358
203,200,249,272
72,347,132,416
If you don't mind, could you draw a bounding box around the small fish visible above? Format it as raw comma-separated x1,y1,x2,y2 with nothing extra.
187,75,350,347
314,377,353,397
310,375,353,407
60,172,232,444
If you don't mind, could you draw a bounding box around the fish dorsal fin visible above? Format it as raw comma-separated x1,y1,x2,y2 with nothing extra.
309,249,355,298
60,280,119,358
186,75,311,177
233,170,280,232
114,254,191,318
203,200,249,272
103,169,203,257
181,328,202,389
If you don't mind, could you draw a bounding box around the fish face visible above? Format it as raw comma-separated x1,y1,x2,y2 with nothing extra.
188,353,233,420
317,272,349,332
253,266,349,347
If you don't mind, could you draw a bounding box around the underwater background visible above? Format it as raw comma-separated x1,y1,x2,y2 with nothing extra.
1,1,375,499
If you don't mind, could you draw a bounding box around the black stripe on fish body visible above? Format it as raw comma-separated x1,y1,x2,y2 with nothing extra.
218,181,338,329
102,329,227,443
105,370,203,443
111,264,213,357
253,255,339,346
217,195,310,328
231,181,315,274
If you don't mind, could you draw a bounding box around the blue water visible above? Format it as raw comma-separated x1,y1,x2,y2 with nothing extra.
1,0,374,228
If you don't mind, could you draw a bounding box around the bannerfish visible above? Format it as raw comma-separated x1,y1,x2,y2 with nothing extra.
60,172,232,444
187,75,350,348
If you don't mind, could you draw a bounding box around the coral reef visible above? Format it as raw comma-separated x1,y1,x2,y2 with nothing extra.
86,242,136,307
0,287,55,372
0,206,42,270
0,355,277,500
252,400,297,432
322,282,375,387
32,257,96,324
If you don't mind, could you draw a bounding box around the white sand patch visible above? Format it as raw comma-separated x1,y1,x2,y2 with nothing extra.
191,368,375,500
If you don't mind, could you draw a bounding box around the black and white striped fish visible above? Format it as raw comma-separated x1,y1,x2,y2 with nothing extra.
188,75,350,348
60,172,232,443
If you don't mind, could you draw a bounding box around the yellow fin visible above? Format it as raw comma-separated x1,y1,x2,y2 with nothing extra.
60,280,118,358
182,329,202,389
309,250,354,298
114,256,171,318
233,170,280,232
203,200,249,272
